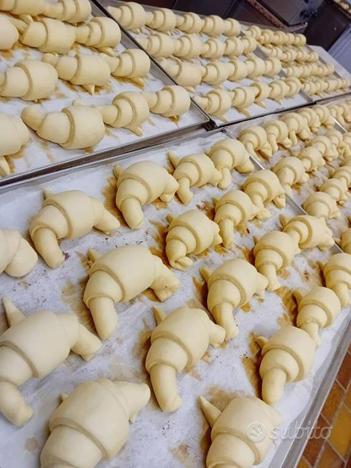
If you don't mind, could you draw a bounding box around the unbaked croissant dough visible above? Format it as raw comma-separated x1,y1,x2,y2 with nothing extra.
251,82,271,107
139,32,175,58
206,138,254,188
146,7,177,32
0,229,37,278
0,298,101,426
264,120,292,153
227,59,249,81
108,2,148,31
242,169,286,219
0,60,58,100
201,62,231,85
342,133,351,160
340,229,351,254
83,246,180,339
21,103,105,149
76,17,121,50
97,91,150,135
225,37,245,57
175,34,204,59
194,89,233,119
323,253,351,307
281,214,334,251
297,146,325,173
102,49,150,83
0,113,30,177
294,287,341,344
176,12,203,34
272,157,309,194
114,161,178,229
201,259,267,339
158,58,203,88
298,108,321,133
169,151,221,204
144,85,190,117
238,126,272,158
314,105,335,128
258,326,315,404
166,209,221,270
214,190,258,248
43,53,112,94
146,307,225,412
310,135,338,162
201,15,225,37
199,396,281,468
302,192,340,219
280,112,313,144
269,79,289,102
319,178,348,205
0,0,45,16
201,38,226,60
43,0,91,23
40,379,150,468
30,190,119,268
232,86,258,115
0,15,19,50
254,231,299,290
246,56,266,78
333,165,351,188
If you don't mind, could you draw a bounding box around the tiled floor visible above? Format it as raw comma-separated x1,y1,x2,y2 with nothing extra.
297,346,351,467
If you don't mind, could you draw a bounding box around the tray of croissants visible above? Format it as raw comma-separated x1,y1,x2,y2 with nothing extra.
0,101,350,468
0,0,209,185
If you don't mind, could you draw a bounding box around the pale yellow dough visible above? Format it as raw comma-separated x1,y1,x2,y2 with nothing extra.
83,246,180,339
75,17,121,50
0,229,37,277
323,253,351,307
297,146,325,173
238,125,272,158
258,326,316,404
320,178,349,205
146,307,225,412
146,7,177,32
108,2,148,31
114,161,178,229
273,157,309,194
194,88,233,119
0,298,101,426
30,190,120,269
281,214,334,251
264,119,292,153
166,209,222,270
0,15,19,50
144,85,191,117
40,379,150,468
199,396,281,468
340,228,351,253
302,192,340,219
43,0,91,23
176,12,203,34
0,113,30,177
201,258,268,339
333,165,351,188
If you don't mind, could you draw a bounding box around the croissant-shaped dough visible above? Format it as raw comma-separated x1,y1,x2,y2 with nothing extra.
273,157,309,194
246,56,266,78
107,2,148,31
194,89,232,119
298,108,321,133
201,15,225,36
174,34,205,59
169,151,221,204
201,259,267,339
0,0,44,15
280,112,312,144
19,17,76,53
0,229,37,278
166,209,221,270
223,18,241,37
254,231,299,290
83,246,180,339
43,53,111,94
76,17,121,50
298,146,325,173
144,85,190,118
285,77,302,97
258,326,315,403
319,178,348,205
201,38,226,60
325,128,344,151
21,104,105,149
323,253,351,307
269,79,289,102
114,161,178,229
146,307,225,412
159,58,202,88
333,165,351,188
302,192,340,219
241,36,257,54
97,91,149,136
214,190,258,248
340,229,351,253
139,32,175,58
264,120,292,153
232,86,258,114
342,133,351,159
225,37,245,57
200,396,281,468
227,59,248,81
201,62,231,85
294,287,341,344
0,15,19,49
207,138,254,188
265,57,282,76
238,126,272,158
0,113,30,174
30,190,119,268
103,49,150,83
43,0,91,23
281,214,334,251
310,135,338,162
251,82,271,106
146,7,177,32
314,105,335,128
242,170,286,219
40,379,150,468
0,298,101,426
0,60,58,101
176,11,203,33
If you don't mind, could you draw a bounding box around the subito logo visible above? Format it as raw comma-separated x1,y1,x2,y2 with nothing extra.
246,421,267,443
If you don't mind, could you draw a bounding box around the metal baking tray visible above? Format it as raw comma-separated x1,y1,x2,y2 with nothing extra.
0,129,349,468
96,0,312,127
0,1,209,189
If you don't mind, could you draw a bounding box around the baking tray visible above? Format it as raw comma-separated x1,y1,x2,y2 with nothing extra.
0,1,209,188
96,0,312,127
0,129,349,468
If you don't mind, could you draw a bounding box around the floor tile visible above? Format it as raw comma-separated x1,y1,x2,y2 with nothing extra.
329,404,351,459
322,381,345,424
317,442,345,468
